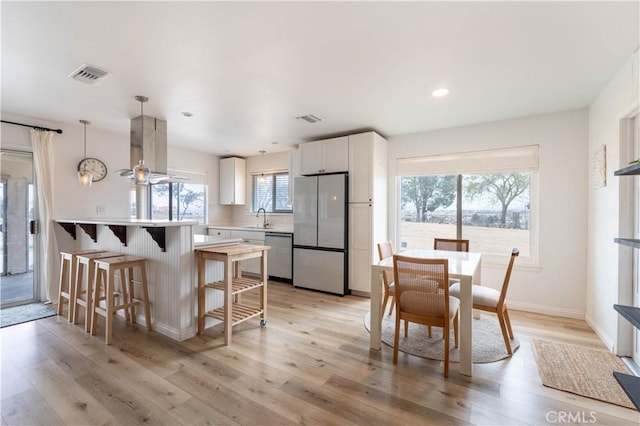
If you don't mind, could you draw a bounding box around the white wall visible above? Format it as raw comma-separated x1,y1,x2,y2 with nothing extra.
587,51,640,352
388,109,589,318
1,112,229,223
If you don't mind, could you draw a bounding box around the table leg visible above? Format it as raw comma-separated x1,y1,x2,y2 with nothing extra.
370,267,382,350
197,253,205,335
224,258,233,346
459,275,473,376
261,251,267,321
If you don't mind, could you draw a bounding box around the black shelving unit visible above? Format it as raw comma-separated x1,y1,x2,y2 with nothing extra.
614,238,640,249
614,162,640,176
613,169,640,412
613,371,640,411
614,304,640,330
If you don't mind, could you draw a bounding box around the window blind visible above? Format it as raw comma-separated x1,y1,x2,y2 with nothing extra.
396,145,539,176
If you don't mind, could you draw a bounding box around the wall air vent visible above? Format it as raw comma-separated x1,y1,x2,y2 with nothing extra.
67,64,109,84
296,114,322,124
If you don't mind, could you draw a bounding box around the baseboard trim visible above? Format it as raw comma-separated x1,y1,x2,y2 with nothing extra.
509,301,584,319
584,312,616,352
350,290,370,298
137,316,196,342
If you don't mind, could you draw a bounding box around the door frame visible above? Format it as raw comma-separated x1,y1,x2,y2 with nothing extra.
0,148,39,308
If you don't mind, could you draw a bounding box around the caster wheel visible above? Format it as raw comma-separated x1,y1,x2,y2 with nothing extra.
260,318,267,327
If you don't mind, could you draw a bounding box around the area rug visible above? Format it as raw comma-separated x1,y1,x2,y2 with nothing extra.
0,303,56,328
532,338,634,409
363,312,519,363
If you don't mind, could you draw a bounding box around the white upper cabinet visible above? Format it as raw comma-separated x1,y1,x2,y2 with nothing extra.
300,136,349,175
348,132,388,203
219,157,246,205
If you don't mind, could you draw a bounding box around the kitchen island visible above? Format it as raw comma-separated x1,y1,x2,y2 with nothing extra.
54,218,239,341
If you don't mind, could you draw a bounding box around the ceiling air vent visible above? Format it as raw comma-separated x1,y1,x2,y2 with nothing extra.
296,114,322,124
68,64,109,84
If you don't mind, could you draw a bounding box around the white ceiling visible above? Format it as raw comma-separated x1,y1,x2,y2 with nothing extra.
2,2,638,157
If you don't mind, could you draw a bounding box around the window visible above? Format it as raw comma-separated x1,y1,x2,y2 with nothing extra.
151,182,207,222
130,169,208,223
397,146,538,262
252,172,292,213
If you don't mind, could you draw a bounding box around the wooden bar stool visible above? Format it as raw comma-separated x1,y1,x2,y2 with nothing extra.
72,251,122,332
91,255,152,344
57,249,105,321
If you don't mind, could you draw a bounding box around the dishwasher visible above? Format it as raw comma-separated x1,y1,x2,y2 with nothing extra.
265,232,293,282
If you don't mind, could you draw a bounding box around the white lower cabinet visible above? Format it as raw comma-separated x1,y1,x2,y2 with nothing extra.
349,203,373,293
208,228,232,238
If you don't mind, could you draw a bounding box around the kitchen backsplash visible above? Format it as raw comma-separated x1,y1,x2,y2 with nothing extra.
230,205,293,229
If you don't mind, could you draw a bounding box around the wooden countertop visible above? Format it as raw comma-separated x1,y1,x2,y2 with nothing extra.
195,243,271,256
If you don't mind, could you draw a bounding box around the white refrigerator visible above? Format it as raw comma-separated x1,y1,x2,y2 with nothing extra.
293,174,348,295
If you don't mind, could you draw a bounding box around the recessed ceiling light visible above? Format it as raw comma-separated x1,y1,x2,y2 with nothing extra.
182,112,193,117
271,141,278,145
432,88,450,97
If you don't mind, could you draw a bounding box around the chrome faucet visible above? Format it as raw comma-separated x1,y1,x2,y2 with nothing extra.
256,208,268,228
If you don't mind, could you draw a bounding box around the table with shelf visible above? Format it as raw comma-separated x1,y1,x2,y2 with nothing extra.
196,243,270,345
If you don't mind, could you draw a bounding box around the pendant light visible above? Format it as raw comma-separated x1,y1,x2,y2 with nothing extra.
258,150,266,183
77,119,93,187
133,95,151,185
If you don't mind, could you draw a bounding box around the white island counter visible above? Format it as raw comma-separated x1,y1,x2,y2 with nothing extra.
54,218,238,341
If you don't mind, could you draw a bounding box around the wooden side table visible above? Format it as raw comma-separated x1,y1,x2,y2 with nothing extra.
196,243,270,345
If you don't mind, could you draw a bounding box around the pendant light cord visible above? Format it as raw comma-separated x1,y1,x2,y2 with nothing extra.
79,119,91,162
83,121,87,158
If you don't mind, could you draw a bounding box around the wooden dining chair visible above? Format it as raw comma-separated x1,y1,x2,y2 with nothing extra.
434,238,469,287
392,255,459,377
450,248,519,355
433,238,469,252
377,241,396,316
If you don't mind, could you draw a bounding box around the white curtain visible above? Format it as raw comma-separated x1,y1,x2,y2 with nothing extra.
31,129,58,302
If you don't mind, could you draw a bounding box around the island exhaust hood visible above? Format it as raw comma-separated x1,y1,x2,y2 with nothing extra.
118,96,187,185
130,113,168,175
118,96,187,220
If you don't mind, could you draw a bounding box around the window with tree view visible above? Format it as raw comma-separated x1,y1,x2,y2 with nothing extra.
397,146,537,260
150,182,206,222
401,173,531,257
252,172,292,213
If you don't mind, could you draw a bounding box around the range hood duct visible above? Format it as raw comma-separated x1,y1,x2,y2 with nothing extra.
130,114,167,173
125,111,187,220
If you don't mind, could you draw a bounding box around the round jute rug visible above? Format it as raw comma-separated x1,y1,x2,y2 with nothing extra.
363,311,519,363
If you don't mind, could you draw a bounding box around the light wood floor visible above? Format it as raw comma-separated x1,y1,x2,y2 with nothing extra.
1,281,638,425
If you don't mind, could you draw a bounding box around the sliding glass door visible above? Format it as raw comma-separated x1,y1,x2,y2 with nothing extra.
1,150,37,308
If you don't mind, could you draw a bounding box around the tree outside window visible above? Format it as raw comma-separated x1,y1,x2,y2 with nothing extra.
150,182,206,223
400,173,530,256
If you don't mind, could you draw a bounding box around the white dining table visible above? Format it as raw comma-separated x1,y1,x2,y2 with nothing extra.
370,248,482,376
